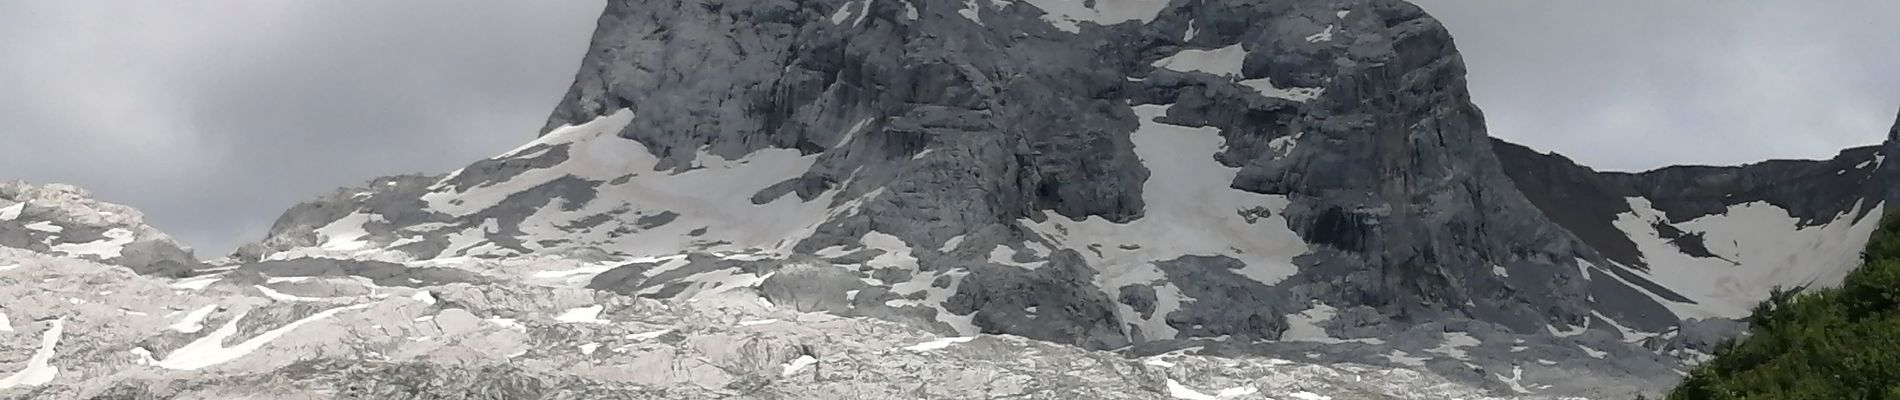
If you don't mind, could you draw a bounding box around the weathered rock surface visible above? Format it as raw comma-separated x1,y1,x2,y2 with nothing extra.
219,0,1900,397
0,181,201,277
6,0,1893,398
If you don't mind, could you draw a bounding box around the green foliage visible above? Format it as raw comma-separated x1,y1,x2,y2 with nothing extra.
1670,215,1900,400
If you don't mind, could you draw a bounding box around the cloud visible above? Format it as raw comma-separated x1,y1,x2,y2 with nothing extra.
1411,0,1900,172
0,1,606,254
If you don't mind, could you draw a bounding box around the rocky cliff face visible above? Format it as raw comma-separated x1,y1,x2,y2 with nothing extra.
208,0,1900,397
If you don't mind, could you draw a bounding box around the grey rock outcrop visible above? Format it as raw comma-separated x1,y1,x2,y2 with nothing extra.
0,181,201,277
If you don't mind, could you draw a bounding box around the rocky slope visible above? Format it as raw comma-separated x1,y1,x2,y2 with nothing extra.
1,239,1539,399
217,0,1900,397
0,181,200,277
3,0,1892,398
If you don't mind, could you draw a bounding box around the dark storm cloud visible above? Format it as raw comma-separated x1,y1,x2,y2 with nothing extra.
1411,0,1900,172
0,1,605,254
1,2,1896,254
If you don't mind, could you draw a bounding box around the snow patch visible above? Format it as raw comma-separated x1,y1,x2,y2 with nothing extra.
1289,392,1332,400
627,329,671,341
409,290,436,305
1383,350,1428,366
0,318,62,389
50,228,135,259
170,304,218,333
1305,25,1335,42
903,336,975,352
313,213,376,252
1423,332,1480,360
1237,78,1325,102
1020,0,1171,33
1578,345,1608,359
781,355,818,376
1165,379,1220,400
254,285,324,302
830,2,854,24
24,221,60,233
159,304,370,370
1614,198,1884,319
578,343,601,355
0,312,9,333
737,319,779,327
854,0,875,27
1151,43,1246,77
0,203,20,221
1496,365,1534,394
1280,302,1381,344
485,317,528,332
553,305,609,324
1031,105,1306,337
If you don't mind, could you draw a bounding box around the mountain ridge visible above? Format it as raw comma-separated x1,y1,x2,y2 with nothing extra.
4,0,1895,398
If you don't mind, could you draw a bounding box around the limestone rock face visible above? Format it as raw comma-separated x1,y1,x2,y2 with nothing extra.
182,0,1900,397
0,181,201,277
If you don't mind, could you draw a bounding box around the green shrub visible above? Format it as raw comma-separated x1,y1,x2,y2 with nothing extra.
1669,215,1900,400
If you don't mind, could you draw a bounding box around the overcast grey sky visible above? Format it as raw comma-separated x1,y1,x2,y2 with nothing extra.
2,2,1896,255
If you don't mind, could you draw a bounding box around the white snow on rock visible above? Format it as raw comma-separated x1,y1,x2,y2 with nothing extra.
626,329,671,341
0,312,9,332
485,317,528,332
1030,105,1306,339
1336,10,1351,19
0,264,16,273
1280,302,1381,344
830,2,854,24
1020,0,1170,33
0,318,63,389
254,285,324,302
1613,198,1884,319
1289,391,1333,400
578,343,601,356
313,212,376,252
553,305,609,324
409,290,437,305
1578,345,1608,359
1383,350,1428,366
1305,25,1335,43
1424,332,1480,360
170,304,219,333
1151,43,1246,77
1237,78,1325,102
1165,379,1217,400
0,203,21,221
903,336,975,352
854,0,875,26
50,228,136,259
780,355,817,377
159,304,371,370
737,319,779,327
24,221,60,233
1496,365,1534,394
957,0,985,25
411,108,842,263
